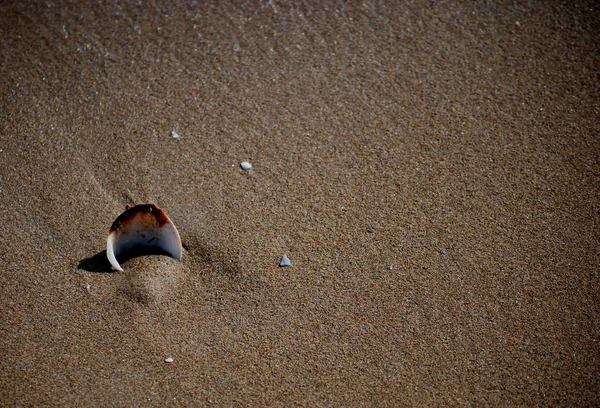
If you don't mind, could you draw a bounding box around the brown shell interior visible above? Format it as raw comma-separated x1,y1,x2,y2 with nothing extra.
109,203,170,234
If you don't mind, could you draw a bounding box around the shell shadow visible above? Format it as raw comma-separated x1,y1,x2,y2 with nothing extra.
78,250,113,273
78,247,173,273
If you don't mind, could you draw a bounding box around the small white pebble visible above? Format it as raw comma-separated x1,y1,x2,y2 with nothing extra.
279,254,291,267
240,161,252,170
164,357,174,363
171,130,180,139
86,283,91,292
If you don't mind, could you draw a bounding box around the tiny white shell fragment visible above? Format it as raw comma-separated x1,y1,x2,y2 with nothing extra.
165,357,174,363
171,130,180,139
240,161,252,170
279,254,291,267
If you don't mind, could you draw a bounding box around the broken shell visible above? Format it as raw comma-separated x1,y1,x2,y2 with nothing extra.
279,254,291,267
106,203,182,271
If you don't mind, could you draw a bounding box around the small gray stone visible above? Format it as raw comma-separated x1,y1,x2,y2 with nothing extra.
165,357,174,363
279,254,291,267
240,161,252,170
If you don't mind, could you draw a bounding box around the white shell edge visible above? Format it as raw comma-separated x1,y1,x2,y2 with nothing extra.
106,232,124,271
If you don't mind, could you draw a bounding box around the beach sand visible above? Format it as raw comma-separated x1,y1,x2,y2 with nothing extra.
1,1,598,406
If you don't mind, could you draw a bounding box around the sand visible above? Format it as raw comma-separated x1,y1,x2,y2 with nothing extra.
1,1,599,406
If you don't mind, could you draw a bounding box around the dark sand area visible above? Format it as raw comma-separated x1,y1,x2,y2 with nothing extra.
1,1,599,406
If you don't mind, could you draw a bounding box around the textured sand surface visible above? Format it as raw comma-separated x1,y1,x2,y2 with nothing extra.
1,1,599,406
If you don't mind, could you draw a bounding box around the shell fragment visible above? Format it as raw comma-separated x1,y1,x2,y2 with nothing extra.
279,254,291,267
106,203,182,271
